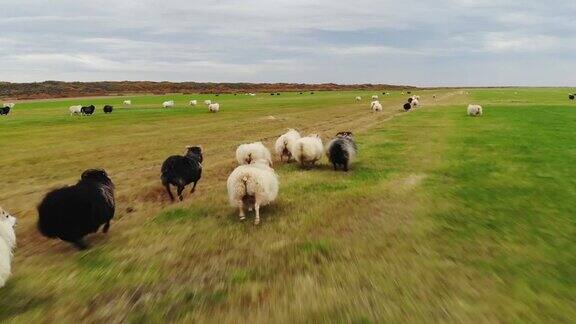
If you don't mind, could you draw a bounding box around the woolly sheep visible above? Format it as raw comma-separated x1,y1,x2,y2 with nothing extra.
411,98,419,107
0,207,17,288
189,100,197,106
274,129,301,162
355,96,362,101
371,100,383,112
569,94,575,100
371,95,379,100
227,159,279,225
327,132,357,172
123,100,131,105
292,134,324,168
2,103,15,109
236,142,272,166
69,105,82,115
163,100,174,108
208,103,220,113
204,100,212,105
467,104,483,116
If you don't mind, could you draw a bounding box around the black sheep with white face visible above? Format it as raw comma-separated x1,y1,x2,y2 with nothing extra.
161,146,203,202
327,132,357,172
37,169,115,250
0,107,10,115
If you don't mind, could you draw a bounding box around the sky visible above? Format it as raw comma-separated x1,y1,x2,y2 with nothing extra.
1,0,575,86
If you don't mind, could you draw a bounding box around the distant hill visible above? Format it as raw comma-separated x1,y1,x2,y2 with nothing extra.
0,81,415,100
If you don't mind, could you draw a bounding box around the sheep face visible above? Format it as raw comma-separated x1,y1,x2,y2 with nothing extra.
185,146,203,163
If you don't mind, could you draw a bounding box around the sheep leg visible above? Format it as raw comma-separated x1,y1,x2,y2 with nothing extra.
344,163,349,172
238,204,246,221
73,239,88,250
164,183,175,202
254,203,261,225
191,181,198,194
177,186,185,201
102,221,110,233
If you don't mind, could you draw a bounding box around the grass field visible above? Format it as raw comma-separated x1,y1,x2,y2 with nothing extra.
1,88,575,322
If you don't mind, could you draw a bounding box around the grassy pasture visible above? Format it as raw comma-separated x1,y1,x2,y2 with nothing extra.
0,88,575,322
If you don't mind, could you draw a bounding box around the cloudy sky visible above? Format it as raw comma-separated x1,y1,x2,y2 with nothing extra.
1,0,575,86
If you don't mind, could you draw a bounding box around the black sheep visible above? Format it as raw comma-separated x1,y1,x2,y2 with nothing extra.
103,105,113,113
0,107,10,115
270,93,275,96
310,92,315,95
569,95,575,100
161,146,203,202
403,103,412,111
37,169,115,250
276,93,281,95
327,132,357,172
81,105,95,115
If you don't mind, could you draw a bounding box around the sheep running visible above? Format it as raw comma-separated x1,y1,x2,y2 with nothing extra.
103,105,113,114
292,134,324,168
163,100,175,108
467,104,483,117
189,100,198,106
123,100,132,105
161,146,203,202
69,105,82,115
355,96,362,101
274,129,301,162
236,142,272,166
327,131,357,172
208,103,220,113
227,159,279,225
0,207,17,288
0,107,10,115
371,100,383,112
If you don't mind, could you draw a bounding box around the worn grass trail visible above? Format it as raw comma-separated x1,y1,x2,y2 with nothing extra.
1,88,575,322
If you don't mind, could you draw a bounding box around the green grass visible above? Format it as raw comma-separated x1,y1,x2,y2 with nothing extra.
0,88,575,322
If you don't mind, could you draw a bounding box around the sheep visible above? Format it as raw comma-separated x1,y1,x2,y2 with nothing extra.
292,134,324,168
0,207,16,288
249,93,256,96
0,107,10,115
411,98,419,108
103,105,113,114
2,103,15,109
189,100,198,106
227,159,279,225
163,100,175,108
208,103,220,113
407,97,413,104
403,103,412,111
81,105,95,115
204,100,212,105
270,93,275,96
37,169,115,250
123,100,132,105
69,105,82,115
569,95,575,100
433,94,437,99
310,92,315,95
161,146,203,202
355,96,362,101
326,131,358,172
236,142,272,166
467,104,483,116
274,129,301,162
276,93,281,96
371,95,379,100
371,100,383,112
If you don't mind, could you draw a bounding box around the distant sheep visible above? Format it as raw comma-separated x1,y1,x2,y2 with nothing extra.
69,105,82,115
2,103,15,109
327,131,357,172
236,142,272,166
403,103,412,111
0,207,17,288
569,94,575,100
227,159,279,225
81,105,95,115
274,129,301,162
411,98,419,108
433,95,437,99
355,96,362,101
371,100,383,112
189,100,197,106
292,134,324,168
249,93,256,96
208,103,220,113
123,100,131,105
103,105,113,114
161,146,203,202
467,104,483,116
371,95,379,100
204,100,212,105
37,169,115,250
0,107,10,115
163,100,175,108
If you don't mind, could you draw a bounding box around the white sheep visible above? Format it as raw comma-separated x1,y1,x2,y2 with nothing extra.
274,129,301,162
204,100,212,105
249,93,256,96
2,103,15,109
69,105,82,115
163,100,174,108
371,100,383,112
236,142,272,166
292,134,324,168
208,103,220,113
371,95,379,100
467,104,483,116
189,100,197,106
123,100,131,105
411,98,420,107
227,159,279,225
355,96,362,101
